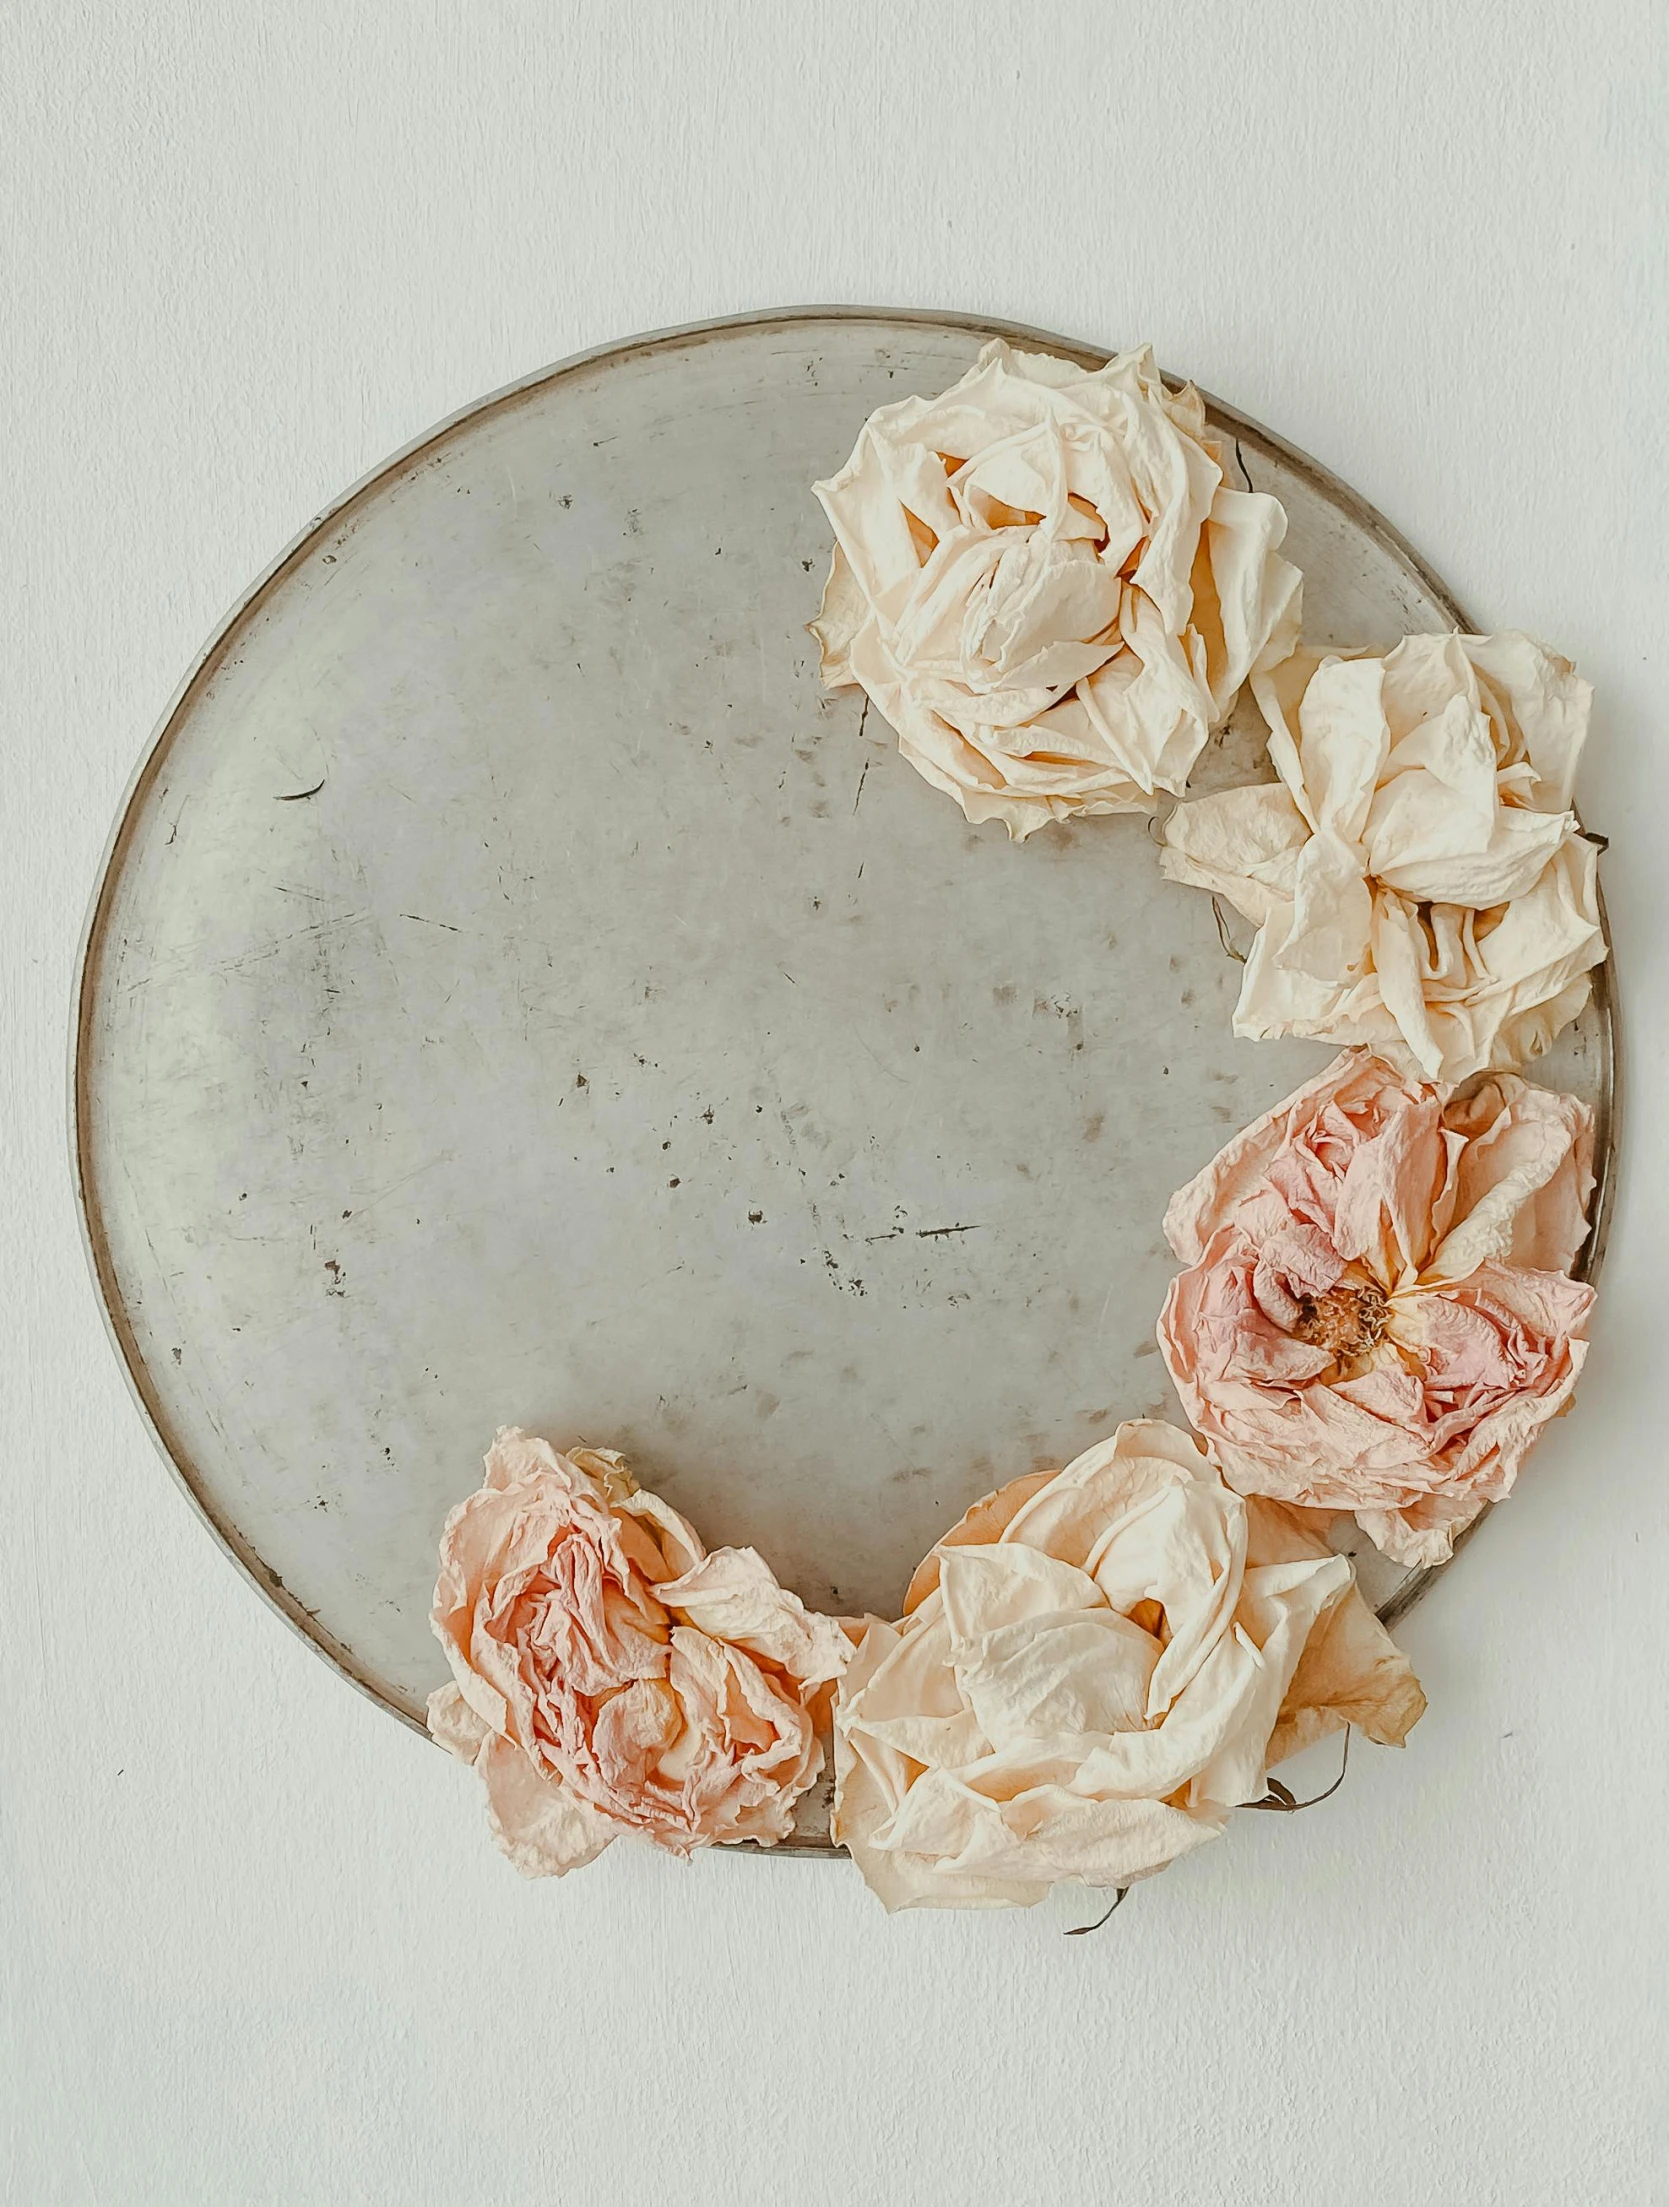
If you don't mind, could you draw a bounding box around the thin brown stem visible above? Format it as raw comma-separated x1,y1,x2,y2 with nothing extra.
1242,1726,1351,1812
1064,1886,1131,1937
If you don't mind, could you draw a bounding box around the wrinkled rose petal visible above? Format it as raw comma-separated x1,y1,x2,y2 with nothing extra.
429,1428,850,1875
812,340,1302,840
1159,1050,1596,1566
1161,633,1605,1079
832,1420,1423,1911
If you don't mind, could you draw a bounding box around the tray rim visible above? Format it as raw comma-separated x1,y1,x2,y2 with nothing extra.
67,303,1620,1780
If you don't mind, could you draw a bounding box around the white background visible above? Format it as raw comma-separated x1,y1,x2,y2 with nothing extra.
4,5,1666,2201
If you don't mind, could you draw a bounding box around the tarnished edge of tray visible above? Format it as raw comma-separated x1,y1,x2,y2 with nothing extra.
67,306,1620,1841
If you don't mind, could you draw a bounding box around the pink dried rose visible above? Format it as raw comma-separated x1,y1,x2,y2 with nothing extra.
428,1429,850,1875
1158,1050,1596,1567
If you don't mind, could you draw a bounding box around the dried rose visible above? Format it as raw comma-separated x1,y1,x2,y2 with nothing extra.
812,340,1301,840
833,1420,1422,1910
1158,1050,1596,1566
429,1429,848,1874
1161,632,1604,1079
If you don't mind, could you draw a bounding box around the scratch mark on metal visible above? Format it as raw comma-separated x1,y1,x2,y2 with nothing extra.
352,1153,455,1221
852,1033,906,1085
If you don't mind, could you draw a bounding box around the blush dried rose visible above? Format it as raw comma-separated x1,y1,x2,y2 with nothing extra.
1160,632,1605,1080
428,1429,849,1874
811,340,1301,840
1158,1050,1596,1567
832,1420,1423,1911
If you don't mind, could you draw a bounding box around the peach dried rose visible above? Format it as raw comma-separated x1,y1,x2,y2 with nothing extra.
428,1429,849,1874
832,1421,1422,1911
812,340,1301,840
1158,1050,1596,1566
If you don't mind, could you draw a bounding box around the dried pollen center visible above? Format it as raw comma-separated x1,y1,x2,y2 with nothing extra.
1290,1279,1389,1363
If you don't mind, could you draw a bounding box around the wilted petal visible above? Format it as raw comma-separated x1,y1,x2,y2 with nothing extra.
473,1732,617,1879
1245,1498,1428,1761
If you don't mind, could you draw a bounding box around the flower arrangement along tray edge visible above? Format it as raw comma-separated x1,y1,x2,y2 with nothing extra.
70,311,1618,1868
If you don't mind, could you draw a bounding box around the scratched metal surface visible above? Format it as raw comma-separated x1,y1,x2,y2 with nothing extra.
75,312,1614,1850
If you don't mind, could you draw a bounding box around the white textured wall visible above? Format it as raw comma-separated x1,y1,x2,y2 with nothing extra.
4,5,1666,2201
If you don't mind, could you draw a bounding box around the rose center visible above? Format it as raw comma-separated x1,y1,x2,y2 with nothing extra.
1290,1280,1388,1362
1128,1597,1168,1643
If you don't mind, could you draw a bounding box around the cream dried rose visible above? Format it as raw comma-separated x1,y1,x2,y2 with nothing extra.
811,340,1302,840
832,1420,1423,1911
1161,631,1605,1079
429,1428,849,1874
1158,1050,1596,1566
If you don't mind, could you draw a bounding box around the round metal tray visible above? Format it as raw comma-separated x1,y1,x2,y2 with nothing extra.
73,311,1615,1852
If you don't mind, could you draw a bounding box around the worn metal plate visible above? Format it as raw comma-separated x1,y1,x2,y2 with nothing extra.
74,311,1614,1850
